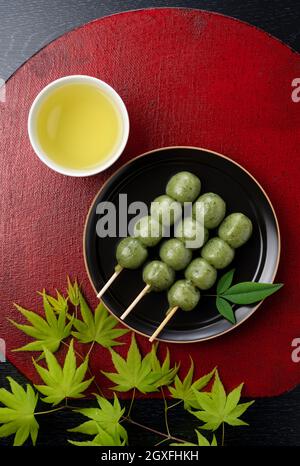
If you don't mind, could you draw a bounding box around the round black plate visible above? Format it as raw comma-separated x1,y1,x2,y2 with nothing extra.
84,147,280,343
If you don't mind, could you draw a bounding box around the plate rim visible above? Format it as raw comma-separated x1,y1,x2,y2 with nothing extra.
83,145,281,343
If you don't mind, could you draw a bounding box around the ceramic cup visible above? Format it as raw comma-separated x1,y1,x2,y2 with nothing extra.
28,75,130,177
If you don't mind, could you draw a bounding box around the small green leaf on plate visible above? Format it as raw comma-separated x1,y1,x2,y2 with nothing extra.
216,297,236,324
221,282,283,304
216,269,235,295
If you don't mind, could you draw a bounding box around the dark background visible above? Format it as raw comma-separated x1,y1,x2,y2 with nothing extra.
1,0,300,447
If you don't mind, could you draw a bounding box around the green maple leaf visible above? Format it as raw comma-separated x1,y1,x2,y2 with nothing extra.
171,430,217,446
149,344,179,388
69,425,125,446
10,290,72,354
0,377,39,446
40,290,68,314
189,371,254,431
33,340,93,405
196,431,217,446
168,359,216,409
69,393,127,444
67,276,80,307
72,294,128,347
102,334,160,393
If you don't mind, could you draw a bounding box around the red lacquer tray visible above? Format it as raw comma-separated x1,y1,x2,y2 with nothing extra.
1,8,300,397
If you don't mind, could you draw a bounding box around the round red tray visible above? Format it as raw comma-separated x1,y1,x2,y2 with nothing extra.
0,8,299,397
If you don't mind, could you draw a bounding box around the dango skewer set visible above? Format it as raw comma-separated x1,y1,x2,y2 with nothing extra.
97,171,253,342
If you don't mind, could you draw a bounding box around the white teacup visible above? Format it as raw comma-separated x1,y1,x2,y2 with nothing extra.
28,75,129,177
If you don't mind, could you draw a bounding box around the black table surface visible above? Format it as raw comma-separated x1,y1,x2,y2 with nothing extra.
1,0,300,447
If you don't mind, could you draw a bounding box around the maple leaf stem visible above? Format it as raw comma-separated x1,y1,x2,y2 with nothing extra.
127,387,136,418
123,416,188,444
61,340,85,362
166,399,183,411
35,405,66,416
35,403,79,416
221,422,225,446
83,354,104,397
89,373,104,397
155,437,170,446
87,341,95,358
161,387,171,437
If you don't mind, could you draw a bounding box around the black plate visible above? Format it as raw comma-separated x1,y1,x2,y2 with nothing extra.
84,147,280,343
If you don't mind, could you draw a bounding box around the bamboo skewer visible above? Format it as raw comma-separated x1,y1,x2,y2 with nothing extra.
120,284,151,320
97,267,123,299
149,306,179,342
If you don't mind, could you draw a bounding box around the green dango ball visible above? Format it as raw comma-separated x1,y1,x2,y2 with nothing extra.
133,215,163,247
150,195,181,226
142,260,175,292
218,213,253,248
192,192,226,229
175,217,208,249
201,237,235,269
159,239,192,271
116,237,148,270
166,171,201,203
185,258,217,290
168,280,200,311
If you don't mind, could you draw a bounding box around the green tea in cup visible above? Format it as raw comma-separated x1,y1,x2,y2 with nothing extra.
28,75,129,176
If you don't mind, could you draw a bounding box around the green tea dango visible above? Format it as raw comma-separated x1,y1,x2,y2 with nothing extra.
167,279,200,311
142,260,175,292
159,239,192,271
150,195,181,226
218,212,253,248
116,237,148,270
192,192,226,229
201,237,235,269
175,217,208,249
133,215,163,247
121,260,175,320
185,258,217,290
166,171,201,203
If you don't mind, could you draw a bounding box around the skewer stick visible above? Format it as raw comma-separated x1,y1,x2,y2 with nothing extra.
149,306,179,342
97,267,123,299
120,284,151,320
